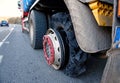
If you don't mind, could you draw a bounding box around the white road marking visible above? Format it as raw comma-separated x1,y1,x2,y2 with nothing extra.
4,41,10,44
0,28,14,47
0,55,3,63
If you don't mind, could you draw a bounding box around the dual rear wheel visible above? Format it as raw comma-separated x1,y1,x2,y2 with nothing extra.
29,10,88,77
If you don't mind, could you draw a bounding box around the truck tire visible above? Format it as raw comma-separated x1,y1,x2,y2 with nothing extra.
53,13,89,77
43,12,88,77
29,10,47,49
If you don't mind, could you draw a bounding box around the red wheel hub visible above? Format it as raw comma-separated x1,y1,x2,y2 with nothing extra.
43,35,55,65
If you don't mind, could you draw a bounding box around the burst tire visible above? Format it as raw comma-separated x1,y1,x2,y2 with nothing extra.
51,12,89,77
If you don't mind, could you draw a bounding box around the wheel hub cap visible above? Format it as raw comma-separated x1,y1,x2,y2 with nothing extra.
43,29,62,69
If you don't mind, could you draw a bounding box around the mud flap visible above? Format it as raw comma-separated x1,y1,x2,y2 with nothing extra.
64,0,111,53
101,49,120,83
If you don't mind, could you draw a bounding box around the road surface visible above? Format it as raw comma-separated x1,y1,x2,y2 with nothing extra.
0,24,106,83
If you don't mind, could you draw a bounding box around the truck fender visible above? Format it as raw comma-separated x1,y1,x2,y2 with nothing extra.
63,0,111,53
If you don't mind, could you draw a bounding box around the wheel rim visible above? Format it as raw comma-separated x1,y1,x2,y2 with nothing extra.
30,20,34,45
43,29,64,70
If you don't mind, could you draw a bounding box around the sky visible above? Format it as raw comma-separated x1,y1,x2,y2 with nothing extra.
0,0,21,17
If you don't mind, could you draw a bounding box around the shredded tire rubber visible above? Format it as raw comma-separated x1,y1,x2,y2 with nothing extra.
52,12,89,77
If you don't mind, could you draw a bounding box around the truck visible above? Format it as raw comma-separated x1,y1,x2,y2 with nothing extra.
18,0,120,80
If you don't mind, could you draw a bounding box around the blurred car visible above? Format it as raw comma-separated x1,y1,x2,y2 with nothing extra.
0,20,9,27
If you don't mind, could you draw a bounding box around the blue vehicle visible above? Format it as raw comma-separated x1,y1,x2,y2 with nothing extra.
0,20,9,27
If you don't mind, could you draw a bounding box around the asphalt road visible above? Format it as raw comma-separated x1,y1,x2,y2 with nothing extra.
0,24,107,83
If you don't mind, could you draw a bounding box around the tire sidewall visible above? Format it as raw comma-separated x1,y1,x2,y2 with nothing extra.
29,11,36,48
